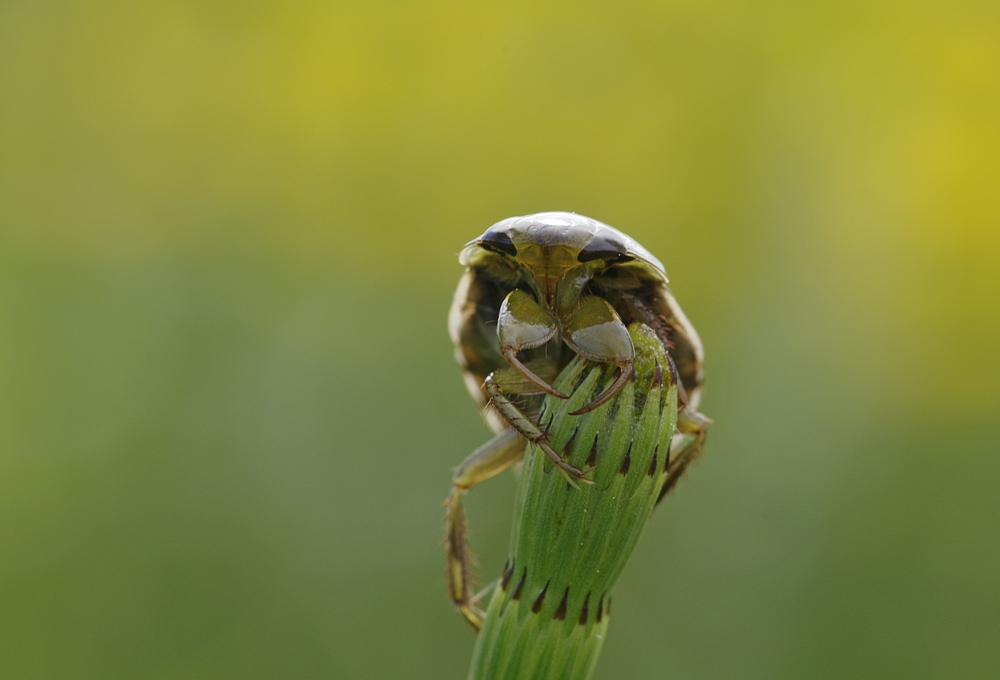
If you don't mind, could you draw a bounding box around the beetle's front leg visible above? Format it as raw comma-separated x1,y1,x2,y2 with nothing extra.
484,365,594,483
446,428,526,630
656,407,710,505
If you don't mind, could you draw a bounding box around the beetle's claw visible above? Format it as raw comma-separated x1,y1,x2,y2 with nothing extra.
458,603,485,631
557,459,594,484
558,467,581,489
570,363,634,415
539,440,593,486
503,348,568,399
556,465,595,489
563,466,597,489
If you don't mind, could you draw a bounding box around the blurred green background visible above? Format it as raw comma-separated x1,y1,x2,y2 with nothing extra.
1,1,998,678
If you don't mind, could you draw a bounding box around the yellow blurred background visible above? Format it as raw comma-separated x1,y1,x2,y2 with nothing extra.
1,1,998,678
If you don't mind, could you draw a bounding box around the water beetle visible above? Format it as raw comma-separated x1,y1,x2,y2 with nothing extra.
445,211,709,629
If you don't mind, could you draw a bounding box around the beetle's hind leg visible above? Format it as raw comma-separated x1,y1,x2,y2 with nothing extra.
446,428,526,630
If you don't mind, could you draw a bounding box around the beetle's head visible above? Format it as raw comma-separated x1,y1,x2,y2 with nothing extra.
461,212,663,307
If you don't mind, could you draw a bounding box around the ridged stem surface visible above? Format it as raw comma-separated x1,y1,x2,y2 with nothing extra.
468,325,677,680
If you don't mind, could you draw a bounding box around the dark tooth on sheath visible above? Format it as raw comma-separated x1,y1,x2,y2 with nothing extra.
666,355,686,409
596,596,604,623
531,582,549,614
647,448,658,477
512,570,526,600
501,559,515,590
578,593,591,625
562,428,578,457
666,354,680,387
619,443,632,475
586,435,599,467
554,587,569,621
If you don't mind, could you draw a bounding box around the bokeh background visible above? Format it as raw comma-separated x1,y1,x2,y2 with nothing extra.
2,1,999,678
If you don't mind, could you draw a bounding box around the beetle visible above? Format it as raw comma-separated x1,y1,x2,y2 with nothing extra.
445,212,709,637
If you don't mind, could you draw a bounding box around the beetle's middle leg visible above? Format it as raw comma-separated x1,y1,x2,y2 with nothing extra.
484,364,594,483
656,407,710,506
446,428,527,631
447,358,588,630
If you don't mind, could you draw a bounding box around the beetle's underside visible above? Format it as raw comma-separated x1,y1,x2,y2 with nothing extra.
451,264,704,418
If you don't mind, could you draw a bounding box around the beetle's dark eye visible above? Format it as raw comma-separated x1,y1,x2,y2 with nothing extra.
478,229,518,257
578,234,632,263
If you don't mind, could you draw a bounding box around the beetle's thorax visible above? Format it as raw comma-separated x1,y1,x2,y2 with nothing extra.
511,243,586,308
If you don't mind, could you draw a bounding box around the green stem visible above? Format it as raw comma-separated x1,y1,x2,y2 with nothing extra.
467,325,678,680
